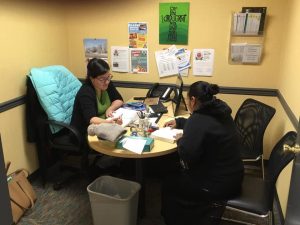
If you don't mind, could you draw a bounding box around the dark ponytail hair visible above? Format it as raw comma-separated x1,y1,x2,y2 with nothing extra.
188,81,219,103
86,58,110,82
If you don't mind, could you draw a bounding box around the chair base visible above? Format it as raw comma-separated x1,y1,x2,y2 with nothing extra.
222,206,272,225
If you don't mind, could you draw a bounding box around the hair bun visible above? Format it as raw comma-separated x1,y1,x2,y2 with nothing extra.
207,84,219,95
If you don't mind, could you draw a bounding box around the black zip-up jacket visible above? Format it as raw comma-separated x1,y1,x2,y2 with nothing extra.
175,99,244,197
70,81,123,136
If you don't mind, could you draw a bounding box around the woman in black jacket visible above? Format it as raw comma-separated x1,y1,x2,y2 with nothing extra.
161,81,244,225
70,58,124,170
71,58,123,136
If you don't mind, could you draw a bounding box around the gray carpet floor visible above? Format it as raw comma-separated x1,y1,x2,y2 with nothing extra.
18,166,282,225
19,174,169,225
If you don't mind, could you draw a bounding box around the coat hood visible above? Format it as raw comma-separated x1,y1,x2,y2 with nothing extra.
194,98,232,118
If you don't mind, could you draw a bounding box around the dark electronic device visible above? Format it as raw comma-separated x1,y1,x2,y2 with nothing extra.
146,83,173,102
133,97,146,101
172,75,187,116
149,101,168,114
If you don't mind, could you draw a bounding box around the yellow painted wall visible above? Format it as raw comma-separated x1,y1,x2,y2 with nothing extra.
0,106,39,174
0,1,69,173
278,0,300,118
275,0,300,217
65,0,286,89
0,0,298,218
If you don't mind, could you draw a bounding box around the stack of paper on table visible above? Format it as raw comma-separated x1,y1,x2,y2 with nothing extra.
150,127,183,143
108,108,139,127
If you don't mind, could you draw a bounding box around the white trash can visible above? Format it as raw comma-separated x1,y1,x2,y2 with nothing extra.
87,175,141,225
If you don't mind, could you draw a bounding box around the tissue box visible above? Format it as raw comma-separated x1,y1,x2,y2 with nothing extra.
116,136,154,152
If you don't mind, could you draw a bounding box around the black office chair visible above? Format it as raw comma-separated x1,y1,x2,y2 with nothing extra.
26,76,91,190
234,98,276,179
222,131,296,225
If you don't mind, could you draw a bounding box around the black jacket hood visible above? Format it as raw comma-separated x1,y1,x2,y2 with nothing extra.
194,98,232,119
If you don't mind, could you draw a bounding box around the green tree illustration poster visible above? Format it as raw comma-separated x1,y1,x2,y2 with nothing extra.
159,2,190,45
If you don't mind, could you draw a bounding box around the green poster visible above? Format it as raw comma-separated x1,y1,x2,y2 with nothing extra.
159,2,190,45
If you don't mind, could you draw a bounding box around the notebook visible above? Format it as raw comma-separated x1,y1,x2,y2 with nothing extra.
150,127,183,143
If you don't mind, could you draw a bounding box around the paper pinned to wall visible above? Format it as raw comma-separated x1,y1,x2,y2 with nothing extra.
176,48,191,72
128,22,148,48
192,49,215,76
155,45,192,77
155,49,178,77
130,48,149,73
83,38,108,61
111,46,129,72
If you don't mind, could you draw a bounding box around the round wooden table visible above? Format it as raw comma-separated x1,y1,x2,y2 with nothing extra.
88,133,177,158
87,101,182,217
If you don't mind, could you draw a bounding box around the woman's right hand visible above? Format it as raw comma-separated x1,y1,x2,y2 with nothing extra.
163,119,176,128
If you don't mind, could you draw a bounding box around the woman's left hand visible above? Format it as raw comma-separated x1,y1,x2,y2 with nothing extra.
113,116,123,125
106,107,115,118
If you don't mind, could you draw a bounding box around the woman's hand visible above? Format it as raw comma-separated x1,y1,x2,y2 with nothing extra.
104,116,123,125
163,119,176,128
106,107,115,118
113,116,123,125
90,116,122,125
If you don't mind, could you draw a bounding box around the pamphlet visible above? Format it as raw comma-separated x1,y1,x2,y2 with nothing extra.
192,49,215,76
111,46,129,72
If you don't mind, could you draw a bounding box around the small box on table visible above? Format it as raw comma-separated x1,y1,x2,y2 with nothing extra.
116,136,154,152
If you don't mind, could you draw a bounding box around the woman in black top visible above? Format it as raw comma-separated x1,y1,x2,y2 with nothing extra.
161,81,244,225
71,58,123,135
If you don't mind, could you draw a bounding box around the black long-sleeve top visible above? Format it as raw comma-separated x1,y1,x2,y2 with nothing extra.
175,99,244,197
70,81,123,135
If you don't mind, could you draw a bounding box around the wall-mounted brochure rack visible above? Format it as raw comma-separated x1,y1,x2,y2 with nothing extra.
229,7,267,65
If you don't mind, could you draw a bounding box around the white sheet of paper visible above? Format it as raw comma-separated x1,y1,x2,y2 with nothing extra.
176,48,191,72
179,68,189,77
129,48,149,73
155,49,179,77
122,138,146,154
107,108,139,127
230,43,247,63
150,127,183,143
111,46,129,72
192,49,215,76
242,44,262,63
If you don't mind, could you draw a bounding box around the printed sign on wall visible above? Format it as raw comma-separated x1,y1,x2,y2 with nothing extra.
83,38,108,60
159,2,190,45
128,22,148,48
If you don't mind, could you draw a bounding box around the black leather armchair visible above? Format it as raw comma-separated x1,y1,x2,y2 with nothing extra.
234,98,276,179
222,131,296,225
